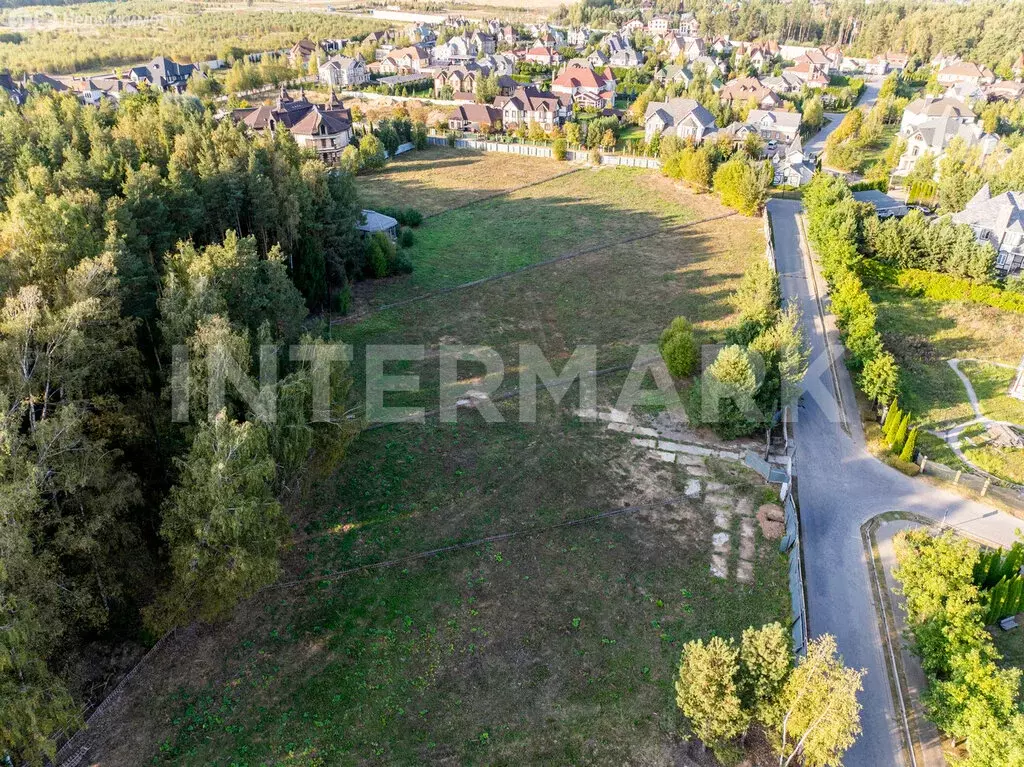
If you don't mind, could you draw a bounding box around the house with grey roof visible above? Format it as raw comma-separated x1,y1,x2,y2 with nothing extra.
232,88,352,165
771,136,815,187
899,95,974,134
319,55,368,88
129,56,199,92
746,109,801,143
358,210,399,240
643,97,717,143
952,185,1024,275
895,114,997,175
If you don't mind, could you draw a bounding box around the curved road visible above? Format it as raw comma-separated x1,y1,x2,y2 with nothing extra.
769,198,1023,767
803,78,881,160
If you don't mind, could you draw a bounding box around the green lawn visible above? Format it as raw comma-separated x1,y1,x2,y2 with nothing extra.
356,166,722,307
870,283,1024,429
95,152,791,766
959,422,1024,485
958,361,1024,426
858,124,898,176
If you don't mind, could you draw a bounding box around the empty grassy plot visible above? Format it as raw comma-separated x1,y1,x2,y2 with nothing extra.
355,146,565,217
354,167,735,308
335,204,759,403
871,284,1024,429
125,403,788,766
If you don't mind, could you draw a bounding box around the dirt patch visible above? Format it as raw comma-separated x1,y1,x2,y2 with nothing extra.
757,503,786,540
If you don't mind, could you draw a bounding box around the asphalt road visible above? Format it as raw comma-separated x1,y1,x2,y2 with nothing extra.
768,198,1023,767
803,78,882,160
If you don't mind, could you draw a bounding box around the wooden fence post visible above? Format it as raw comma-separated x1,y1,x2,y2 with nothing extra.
982,478,991,497
954,470,962,485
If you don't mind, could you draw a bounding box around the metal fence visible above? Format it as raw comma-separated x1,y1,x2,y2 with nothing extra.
744,452,807,654
763,209,777,272
917,456,1024,515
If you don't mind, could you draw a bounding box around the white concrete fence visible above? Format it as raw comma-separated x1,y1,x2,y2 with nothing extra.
424,135,661,168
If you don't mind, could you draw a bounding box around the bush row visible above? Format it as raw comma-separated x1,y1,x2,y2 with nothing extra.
894,530,1024,766
896,268,1024,314
803,174,900,405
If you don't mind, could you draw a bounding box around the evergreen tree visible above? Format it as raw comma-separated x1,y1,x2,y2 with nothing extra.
675,636,750,750
899,426,919,463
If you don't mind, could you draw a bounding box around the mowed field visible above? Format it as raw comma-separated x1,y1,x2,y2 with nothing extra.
85,149,789,766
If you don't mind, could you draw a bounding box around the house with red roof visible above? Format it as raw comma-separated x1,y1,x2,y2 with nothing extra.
551,64,616,108
523,46,560,65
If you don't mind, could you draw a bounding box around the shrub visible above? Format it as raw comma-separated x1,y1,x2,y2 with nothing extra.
589,147,601,166
397,227,414,247
411,120,428,150
712,158,772,216
897,269,1024,314
366,231,397,278
552,137,567,161
357,134,386,171
659,316,699,377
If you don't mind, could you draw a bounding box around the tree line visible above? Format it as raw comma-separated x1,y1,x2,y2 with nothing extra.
0,87,378,765
894,530,1024,767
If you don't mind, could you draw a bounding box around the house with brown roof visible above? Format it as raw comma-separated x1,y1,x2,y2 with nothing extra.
793,47,839,75
985,80,1024,102
783,60,829,88
551,64,616,108
434,63,516,98
379,45,432,75
232,88,353,165
448,103,503,132
289,39,326,68
937,61,996,89
494,86,568,129
718,76,782,109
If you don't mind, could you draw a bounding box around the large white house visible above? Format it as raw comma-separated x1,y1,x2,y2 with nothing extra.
952,185,1024,275
318,56,369,87
896,95,997,176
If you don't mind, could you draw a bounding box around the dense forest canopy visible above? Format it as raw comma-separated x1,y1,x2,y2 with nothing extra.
556,0,1024,73
0,1,388,74
0,87,365,765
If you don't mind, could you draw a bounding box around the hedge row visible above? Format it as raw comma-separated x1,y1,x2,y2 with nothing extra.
896,269,1024,314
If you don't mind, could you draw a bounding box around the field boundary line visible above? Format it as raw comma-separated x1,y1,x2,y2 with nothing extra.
333,211,737,325
420,166,584,220
268,493,692,591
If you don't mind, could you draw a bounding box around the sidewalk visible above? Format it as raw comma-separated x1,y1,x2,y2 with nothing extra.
872,518,948,767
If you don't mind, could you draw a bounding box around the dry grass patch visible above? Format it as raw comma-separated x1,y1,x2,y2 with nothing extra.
355,146,566,217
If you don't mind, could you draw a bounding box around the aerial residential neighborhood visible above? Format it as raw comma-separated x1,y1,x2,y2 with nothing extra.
4,1,1024,766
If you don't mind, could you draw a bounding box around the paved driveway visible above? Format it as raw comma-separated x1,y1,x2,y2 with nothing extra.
768,198,1022,767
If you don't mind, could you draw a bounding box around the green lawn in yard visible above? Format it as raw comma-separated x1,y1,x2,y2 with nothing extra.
959,422,1024,485
858,124,898,176
958,361,1024,426
104,154,786,766
870,283,1024,429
